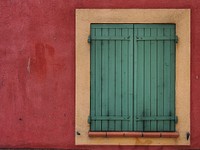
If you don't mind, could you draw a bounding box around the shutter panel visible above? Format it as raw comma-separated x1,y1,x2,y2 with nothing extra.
90,24,134,131
134,24,176,131
90,24,176,132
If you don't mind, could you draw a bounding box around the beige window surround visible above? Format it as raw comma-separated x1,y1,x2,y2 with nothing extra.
75,9,190,145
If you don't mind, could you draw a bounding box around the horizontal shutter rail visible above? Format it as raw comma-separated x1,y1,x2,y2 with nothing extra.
90,36,130,41
90,116,130,121
136,36,177,41
136,116,178,122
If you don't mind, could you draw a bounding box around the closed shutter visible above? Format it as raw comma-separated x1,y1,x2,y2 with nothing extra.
90,24,134,131
89,24,176,132
134,24,176,131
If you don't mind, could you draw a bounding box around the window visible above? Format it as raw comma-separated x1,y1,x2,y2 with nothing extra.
89,24,177,132
76,9,190,145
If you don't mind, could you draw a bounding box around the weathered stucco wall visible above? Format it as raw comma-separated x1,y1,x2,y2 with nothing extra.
0,0,200,149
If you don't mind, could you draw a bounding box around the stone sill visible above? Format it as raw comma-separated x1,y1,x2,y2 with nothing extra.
88,132,179,138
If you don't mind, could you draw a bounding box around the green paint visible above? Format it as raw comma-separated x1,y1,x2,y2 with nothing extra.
90,24,176,132
157,28,164,131
115,28,122,131
144,28,151,131
101,28,109,131
95,28,102,131
121,28,130,131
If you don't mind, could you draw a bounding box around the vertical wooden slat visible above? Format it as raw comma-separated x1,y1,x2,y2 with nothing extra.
150,28,157,131
95,28,102,131
136,28,145,131
144,28,151,131
133,26,137,131
90,27,96,131
128,27,134,131
157,28,164,131
108,28,116,131
101,28,109,131
122,28,129,131
170,26,176,131
163,28,171,131
115,28,122,131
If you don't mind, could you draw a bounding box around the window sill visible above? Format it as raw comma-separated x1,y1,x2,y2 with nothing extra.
88,132,179,138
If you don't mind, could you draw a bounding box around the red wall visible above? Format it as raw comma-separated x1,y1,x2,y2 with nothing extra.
0,0,199,149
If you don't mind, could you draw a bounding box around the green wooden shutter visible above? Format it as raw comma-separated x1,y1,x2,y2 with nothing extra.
90,24,134,131
89,24,176,132
134,24,176,132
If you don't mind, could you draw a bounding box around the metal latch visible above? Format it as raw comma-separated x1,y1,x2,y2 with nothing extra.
176,35,178,43
175,116,178,123
88,35,91,43
88,116,91,124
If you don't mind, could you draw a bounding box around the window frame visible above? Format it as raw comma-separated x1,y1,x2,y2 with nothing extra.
75,9,190,145
89,23,177,132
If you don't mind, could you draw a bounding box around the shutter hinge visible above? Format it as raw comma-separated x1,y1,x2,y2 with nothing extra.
175,35,178,43
88,116,91,124
175,116,178,123
88,35,91,43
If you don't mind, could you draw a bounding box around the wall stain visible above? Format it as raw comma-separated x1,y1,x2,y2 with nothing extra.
30,43,56,79
135,138,152,145
45,44,55,57
30,43,47,79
